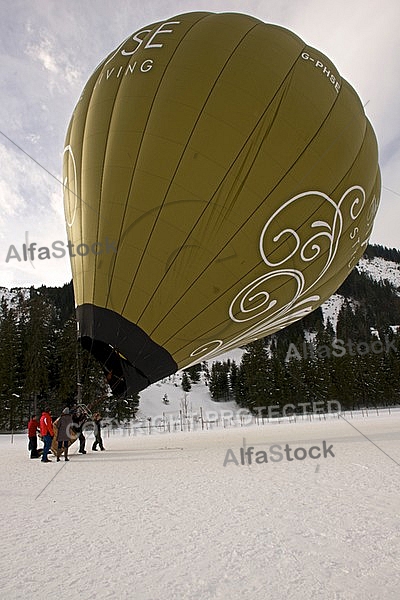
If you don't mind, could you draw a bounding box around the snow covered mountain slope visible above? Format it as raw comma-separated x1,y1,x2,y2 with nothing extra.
356,256,400,291
318,254,400,327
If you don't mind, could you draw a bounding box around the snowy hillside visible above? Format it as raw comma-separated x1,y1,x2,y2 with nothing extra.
317,255,400,328
320,293,346,329
136,375,238,422
0,286,30,308
137,348,245,421
356,256,400,291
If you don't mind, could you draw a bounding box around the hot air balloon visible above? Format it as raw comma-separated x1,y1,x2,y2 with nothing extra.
63,12,380,396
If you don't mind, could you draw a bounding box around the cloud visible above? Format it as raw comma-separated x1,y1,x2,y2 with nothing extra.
24,26,83,97
26,34,58,73
0,143,29,229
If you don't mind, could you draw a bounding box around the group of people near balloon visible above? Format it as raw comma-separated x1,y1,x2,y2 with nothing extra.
27,405,105,462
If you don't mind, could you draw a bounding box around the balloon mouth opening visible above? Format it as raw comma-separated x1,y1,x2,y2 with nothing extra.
80,336,135,397
76,304,178,395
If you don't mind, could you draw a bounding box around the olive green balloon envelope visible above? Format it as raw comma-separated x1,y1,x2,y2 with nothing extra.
63,12,381,395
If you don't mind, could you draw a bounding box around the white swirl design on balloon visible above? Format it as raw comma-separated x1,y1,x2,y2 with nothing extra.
63,145,78,228
229,269,303,323
190,340,223,359
189,185,373,364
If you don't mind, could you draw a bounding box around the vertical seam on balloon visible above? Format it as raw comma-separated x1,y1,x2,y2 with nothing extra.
104,13,212,314
93,55,138,354
118,19,265,325
89,65,132,373
103,14,221,370
104,15,214,369
163,58,339,300
70,64,112,390
145,47,330,340
155,75,373,347
78,59,110,298
72,63,104,319
133,28,305,331
205,68,296,239
91,20,210,361
172,122,377,354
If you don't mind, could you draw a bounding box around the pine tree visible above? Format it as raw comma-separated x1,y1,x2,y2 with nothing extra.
236,340,270,414
22,290,55,410
229,360,239,399
209,361,232,401
55,316,80,408
185,364,202,383
106,393,139,423
181,371,191,392
0,298,23,429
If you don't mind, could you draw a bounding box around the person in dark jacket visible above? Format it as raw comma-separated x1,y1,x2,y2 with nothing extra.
27,415,40,459
71,405,88,454
40,408,54,463
92,413,105,451
56,407,73,462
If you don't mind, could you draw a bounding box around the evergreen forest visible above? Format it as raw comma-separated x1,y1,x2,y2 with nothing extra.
1,245,399,430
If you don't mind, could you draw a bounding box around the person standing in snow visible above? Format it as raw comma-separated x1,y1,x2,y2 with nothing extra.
71,405,88,454
27,414,40,459
56,407,73,462
40,407,54,463
92,413,105,451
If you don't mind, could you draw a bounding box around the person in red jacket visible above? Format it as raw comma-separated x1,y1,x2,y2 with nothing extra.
40,408,54,463
27,415,40,459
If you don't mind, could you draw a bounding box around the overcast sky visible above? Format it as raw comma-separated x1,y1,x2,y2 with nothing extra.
0,0,399,288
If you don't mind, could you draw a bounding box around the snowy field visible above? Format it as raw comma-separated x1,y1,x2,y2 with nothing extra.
1,411,399,600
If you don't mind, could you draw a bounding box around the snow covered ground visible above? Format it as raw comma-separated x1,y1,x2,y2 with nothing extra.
1,410,399,599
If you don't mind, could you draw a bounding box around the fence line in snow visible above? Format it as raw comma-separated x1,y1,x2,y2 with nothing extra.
103,405,399,437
